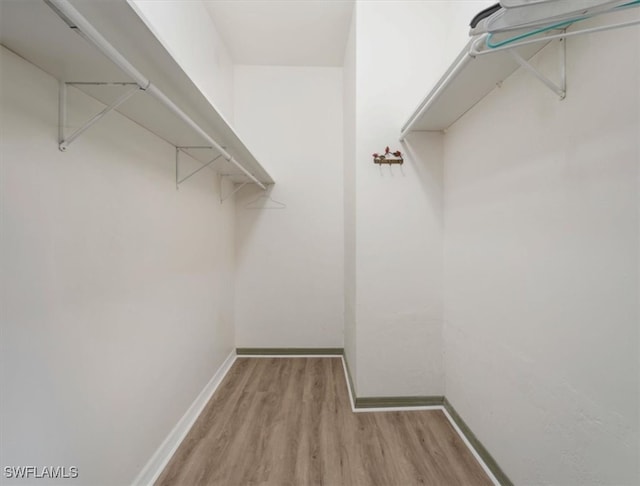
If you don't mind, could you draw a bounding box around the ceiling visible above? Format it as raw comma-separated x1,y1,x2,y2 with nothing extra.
204,0,355,67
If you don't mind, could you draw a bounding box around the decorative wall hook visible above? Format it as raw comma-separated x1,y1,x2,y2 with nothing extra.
373,146,403,165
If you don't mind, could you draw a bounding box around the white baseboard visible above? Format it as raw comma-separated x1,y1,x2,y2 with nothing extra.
131,350,237,486
339,356,500,486
132,353,499,486
340,356,356,412
441,407,500,486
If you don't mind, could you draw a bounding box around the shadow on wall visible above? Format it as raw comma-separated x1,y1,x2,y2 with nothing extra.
401,131,445,228
233,184,288,260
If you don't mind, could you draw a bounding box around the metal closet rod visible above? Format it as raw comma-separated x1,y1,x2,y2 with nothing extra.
44,0,266,191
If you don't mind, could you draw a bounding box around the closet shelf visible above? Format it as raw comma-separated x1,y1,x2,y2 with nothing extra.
0,0,274,187
400,37,550,137
401,6,640,138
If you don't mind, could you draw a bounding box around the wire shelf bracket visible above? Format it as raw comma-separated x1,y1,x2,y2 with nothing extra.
58,81,142,151
175,146,223,189
218,174,252,204
508,35,566,99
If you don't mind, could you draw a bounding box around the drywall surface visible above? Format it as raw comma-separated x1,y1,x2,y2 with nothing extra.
129,0,234,122
343,8,357,390
444,0,495,65
0,47,235,485
203,0,354,67
350,1,446,397
233,66,344,348
443,17,640,485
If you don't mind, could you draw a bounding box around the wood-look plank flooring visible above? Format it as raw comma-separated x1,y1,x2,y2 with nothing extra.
156,358,492,486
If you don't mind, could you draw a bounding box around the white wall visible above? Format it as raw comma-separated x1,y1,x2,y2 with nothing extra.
232,66,345,348
343,7,357,387
444,0,495,64
0,46,236,485
351,1,447,397
129,0,235,121
443,12,640,484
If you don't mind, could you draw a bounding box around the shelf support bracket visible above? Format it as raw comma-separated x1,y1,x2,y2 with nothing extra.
508,36,566,99
175,147,223,189
218,175,250,204
58,82,141,151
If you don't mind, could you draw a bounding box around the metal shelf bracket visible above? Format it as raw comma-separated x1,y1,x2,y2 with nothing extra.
175,146,223,189
508,35,566,99
58,81,141,151
218,175,250,204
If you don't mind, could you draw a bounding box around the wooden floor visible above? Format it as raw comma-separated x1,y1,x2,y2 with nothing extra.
156,358,492,486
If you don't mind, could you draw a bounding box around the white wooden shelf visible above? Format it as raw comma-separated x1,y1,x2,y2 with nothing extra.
0,0,274,187
401,5,640,138
400,38,550,136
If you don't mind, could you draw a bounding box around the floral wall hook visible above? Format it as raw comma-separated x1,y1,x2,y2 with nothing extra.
373,146,403,165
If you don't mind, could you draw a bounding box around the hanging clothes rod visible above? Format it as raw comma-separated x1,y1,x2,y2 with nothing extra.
44,0,266,191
